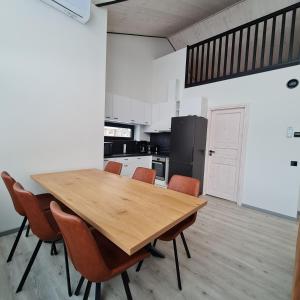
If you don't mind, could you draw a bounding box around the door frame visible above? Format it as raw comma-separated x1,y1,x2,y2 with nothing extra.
203,104,249,206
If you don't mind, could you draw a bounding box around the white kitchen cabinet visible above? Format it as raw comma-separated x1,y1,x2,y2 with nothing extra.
105,94,153,126
105,93,113,120
158,102,173,131
144,101,176,132
131,99,145,124
179,96,208,117
112,95,132,123
144,103,152,126
132,156,152,170
104,156,152,178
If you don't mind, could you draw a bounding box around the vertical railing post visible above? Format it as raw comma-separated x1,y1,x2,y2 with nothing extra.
205,42,210,81
237,29,243,73
244,26,251,72
269,16,277,65
288,9,296,61
184,46,190,87
278,12,286,64
200,44,204,82
190,47,195,84
211,39,216,79
223,35,229,76
260,20,267,68
230,32,236,75
252,23,259,69
195,46,200,84
217,37,222,78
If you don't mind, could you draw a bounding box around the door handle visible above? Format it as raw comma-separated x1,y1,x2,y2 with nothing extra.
209,150,215,156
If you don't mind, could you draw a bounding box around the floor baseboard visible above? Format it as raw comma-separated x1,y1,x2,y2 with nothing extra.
0,225,29,237
242,204,297,221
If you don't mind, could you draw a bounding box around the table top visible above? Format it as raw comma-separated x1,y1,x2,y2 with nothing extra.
32,169,207,255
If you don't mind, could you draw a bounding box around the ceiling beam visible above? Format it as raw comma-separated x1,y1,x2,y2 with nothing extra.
107,32,176,51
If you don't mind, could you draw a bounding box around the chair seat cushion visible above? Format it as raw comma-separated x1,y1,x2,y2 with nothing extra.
158,213,197,241
92,229,150,276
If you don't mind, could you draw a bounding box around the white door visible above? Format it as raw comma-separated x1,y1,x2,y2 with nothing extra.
206,107,245,202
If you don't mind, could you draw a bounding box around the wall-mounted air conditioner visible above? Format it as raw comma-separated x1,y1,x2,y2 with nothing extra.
40,0,91,24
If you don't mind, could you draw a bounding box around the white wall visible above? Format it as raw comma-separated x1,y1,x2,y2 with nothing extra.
184,65,300,218
106,34,173,103
169,0,300,50
0,0,107,232
152,48,186,103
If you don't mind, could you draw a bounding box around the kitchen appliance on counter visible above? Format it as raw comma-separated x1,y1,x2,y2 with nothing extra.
169,116,207,194
104,140,151,157
150,132,170,155
152,155,169,186
104,142,113,157
138,141,149,154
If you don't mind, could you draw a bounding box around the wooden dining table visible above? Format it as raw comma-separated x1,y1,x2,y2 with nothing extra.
32,169,207,256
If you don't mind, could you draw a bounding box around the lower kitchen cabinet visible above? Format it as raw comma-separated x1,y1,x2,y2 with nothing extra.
103,156,152,177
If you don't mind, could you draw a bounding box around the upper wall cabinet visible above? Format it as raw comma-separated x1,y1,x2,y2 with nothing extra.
144,101,176,133
105,93,152,126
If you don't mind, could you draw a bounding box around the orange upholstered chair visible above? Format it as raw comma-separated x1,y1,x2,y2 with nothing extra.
1,171,60,262
50,201,150,300
132,167,156,184
104,161,123,175
12,183,72,297
137,175,200,290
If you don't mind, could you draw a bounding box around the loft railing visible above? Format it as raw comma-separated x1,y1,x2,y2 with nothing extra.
185,3,300,88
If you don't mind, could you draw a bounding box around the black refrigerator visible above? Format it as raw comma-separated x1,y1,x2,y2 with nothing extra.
169,116,208,194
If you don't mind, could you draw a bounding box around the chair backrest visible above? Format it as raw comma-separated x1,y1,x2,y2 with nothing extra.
132,167,156,184
104,161,123,175
50,201,111,282
13,182,58,241
1,171,26,216
168,175,200,197
292,223,300,300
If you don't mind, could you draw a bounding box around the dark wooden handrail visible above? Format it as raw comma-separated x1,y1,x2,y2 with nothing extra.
185,3,300,88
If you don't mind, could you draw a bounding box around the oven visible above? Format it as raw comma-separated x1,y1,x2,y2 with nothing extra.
152,156,169,182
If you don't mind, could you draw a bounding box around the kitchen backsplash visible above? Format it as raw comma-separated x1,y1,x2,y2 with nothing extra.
150,132,171,154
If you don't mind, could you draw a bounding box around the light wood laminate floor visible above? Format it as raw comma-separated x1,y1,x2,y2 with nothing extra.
0,196,298,300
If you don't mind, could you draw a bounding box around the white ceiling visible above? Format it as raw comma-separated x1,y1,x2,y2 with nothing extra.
96,0,242,37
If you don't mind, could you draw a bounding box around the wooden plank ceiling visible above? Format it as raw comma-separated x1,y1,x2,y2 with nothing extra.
94,0,242,37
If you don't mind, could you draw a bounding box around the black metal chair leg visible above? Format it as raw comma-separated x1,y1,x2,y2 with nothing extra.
95,282,101,300
123,270,130,283
25,225,30,237
136,260,144,272
7,217,27,263
75,276,85,296
52,242,58,255
83,281,92,300
16,239,42,293
180,232,191,258
173,239,182,290
50,242,58,256
153,239,157,247
63,242,72,297
121,272,133,300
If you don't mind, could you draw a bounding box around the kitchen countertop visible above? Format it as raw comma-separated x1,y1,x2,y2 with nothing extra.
104,153,152,158
104,153,169,159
